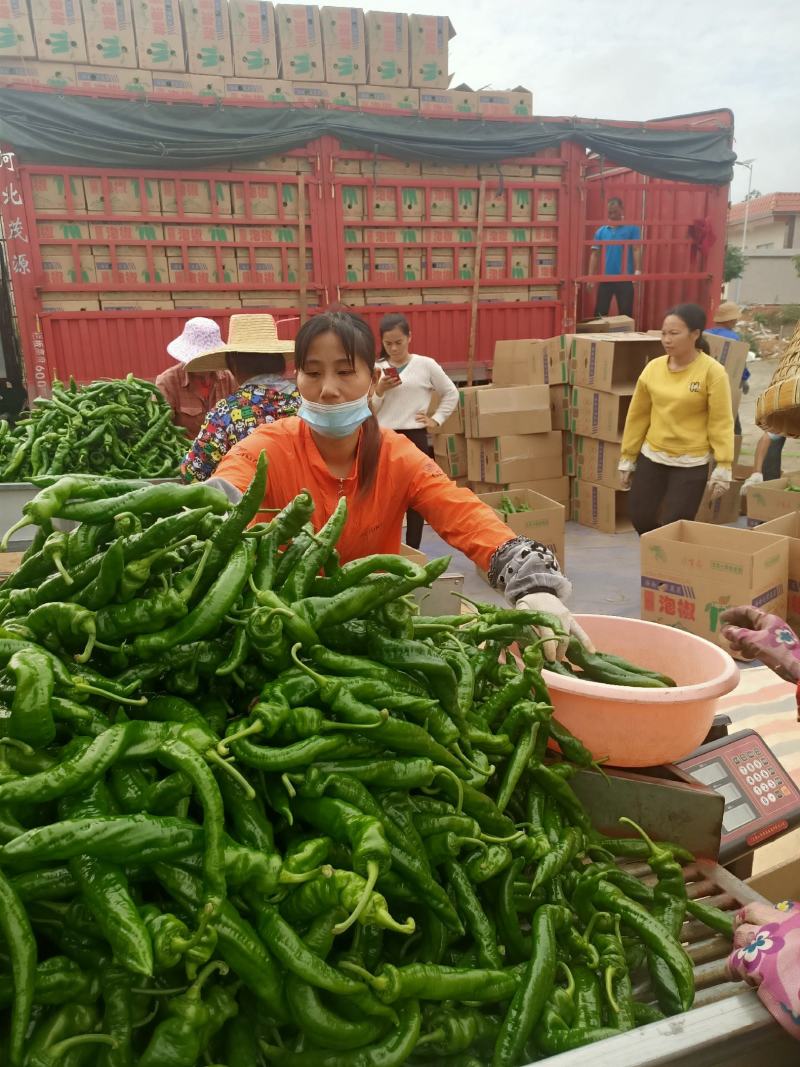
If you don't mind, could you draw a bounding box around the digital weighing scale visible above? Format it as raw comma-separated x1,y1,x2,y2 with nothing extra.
676,729,800,863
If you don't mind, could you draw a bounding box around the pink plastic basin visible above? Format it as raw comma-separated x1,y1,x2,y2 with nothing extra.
541,615,740,768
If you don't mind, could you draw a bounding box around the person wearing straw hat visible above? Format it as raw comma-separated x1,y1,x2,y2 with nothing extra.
707,300,751,434
182,314,300,482
156,317,237,439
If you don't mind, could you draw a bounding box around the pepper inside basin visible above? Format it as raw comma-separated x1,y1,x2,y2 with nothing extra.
542,614,740,768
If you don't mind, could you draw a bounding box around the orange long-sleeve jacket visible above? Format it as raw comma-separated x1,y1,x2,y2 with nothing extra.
214,417,515,571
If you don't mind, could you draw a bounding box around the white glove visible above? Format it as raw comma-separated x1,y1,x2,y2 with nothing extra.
741,472,763,496
516,592,595,663
708,479,730,501
204,476,243,504
619,469,632,491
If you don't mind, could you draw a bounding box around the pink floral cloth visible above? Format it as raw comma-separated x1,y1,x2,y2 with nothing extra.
727,900,800,1038
720,607,800,683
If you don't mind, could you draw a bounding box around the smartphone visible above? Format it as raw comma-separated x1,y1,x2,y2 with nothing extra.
383,366,401,382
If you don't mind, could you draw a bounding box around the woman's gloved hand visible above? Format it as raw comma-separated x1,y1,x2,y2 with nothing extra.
618,469,632,491
708,479,730,500
720,606,800,682
741,471,764,496
204,476,243,505
727,900,800,1040
515,591,595,662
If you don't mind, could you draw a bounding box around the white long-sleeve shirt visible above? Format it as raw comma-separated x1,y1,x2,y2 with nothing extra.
371,354,459,430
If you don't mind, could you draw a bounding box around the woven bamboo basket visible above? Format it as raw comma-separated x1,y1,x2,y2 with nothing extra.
756,321,800,434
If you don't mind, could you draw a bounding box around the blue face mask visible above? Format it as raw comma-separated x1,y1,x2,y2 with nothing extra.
298,393,372,438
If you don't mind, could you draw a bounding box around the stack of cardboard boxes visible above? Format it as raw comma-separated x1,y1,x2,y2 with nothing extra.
0,2,533,118
568,332,663,533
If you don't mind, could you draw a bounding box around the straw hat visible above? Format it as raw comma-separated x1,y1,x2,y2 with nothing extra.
185,314,295,371
166,317,228,364
714,301,741,324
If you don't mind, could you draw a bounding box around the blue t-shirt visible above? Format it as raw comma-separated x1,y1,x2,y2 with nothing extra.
592,224,641,275
706,326,740,340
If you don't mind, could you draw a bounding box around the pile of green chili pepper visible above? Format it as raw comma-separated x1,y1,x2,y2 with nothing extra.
0,464,733,1066
0,375,189,482
543,639,678,688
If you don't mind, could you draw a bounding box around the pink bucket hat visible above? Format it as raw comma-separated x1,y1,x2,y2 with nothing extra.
166,317,229,365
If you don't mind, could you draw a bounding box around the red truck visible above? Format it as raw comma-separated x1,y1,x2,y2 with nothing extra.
0,93,733,396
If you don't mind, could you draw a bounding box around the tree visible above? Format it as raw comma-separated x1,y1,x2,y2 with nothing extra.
744,189,762,200
724,245,746,283
794,255,800,279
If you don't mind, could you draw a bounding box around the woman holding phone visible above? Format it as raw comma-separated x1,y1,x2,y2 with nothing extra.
371,313,459,548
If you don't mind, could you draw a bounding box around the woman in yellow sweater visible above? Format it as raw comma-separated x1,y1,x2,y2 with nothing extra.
618,303,734,535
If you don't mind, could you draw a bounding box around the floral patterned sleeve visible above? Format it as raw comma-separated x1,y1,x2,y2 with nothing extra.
182,385,301,482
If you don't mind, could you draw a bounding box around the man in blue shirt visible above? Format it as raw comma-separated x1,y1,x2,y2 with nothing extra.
707,300,751,435
588,197,642,317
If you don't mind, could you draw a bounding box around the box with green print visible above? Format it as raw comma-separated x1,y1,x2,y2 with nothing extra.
640,520,788,650
477,488,565,569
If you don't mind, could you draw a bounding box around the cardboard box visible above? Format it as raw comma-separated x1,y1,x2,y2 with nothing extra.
432,433,467,479
356,84,418,112
99,292,174,309
758,512,800,629
571,333,661,392
80,0,136,66
570,436,622,490
363,288,422,306
132,0,185,71
181,0,233,75
577,315,636,334
747,856,800,903
224,74,289,101
167,248,237,284
40,246,96,285
40,292,100,311
228,0,278,77
477,87,533,119
421,287,469,305
464,385,550,439
549,383,571,431
409,13,452,89
0,0,35,58
695,476,746,526
571,479,631,534
433,405,463,435
640,520,788,648
358,159,420,179
0,58,74,86
492,336,569,388
365,9,408,85
38,220,90,240
570,386,631,443
289,81,356,107
75,65,151,93
419,87,477,116
172,289,241,308
29,0,87,61
30,173,85,213
705,332,749,415
470,476,569,506
274,3,323,80
467,430,562,483
160,178,232,215
93,245,169,284
83,176,160,215
478,488,565,568
320,6,365,83
746,474,800,524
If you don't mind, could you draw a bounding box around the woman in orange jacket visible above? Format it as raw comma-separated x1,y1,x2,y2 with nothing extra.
214,310,589,656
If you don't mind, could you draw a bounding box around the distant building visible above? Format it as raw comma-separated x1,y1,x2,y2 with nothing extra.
727,193,800,305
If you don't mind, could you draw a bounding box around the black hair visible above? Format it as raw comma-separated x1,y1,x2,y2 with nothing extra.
664,303,710,354
294,311,382,498
608,196,624,209
379,313,411,337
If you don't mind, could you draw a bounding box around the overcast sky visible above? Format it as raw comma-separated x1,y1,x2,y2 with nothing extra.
365,0,798,204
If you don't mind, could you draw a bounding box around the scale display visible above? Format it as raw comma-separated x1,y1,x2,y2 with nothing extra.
676,729,800,862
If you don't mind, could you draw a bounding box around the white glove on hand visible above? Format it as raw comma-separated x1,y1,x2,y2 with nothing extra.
516,592,595,663
708,479,730,501
204,476,243,505
619,470,632,491
741,471,763,496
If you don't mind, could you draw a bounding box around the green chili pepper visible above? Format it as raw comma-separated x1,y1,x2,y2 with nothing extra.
6,646,56,749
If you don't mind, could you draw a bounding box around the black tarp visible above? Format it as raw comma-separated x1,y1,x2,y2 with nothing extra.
0,91,735,184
